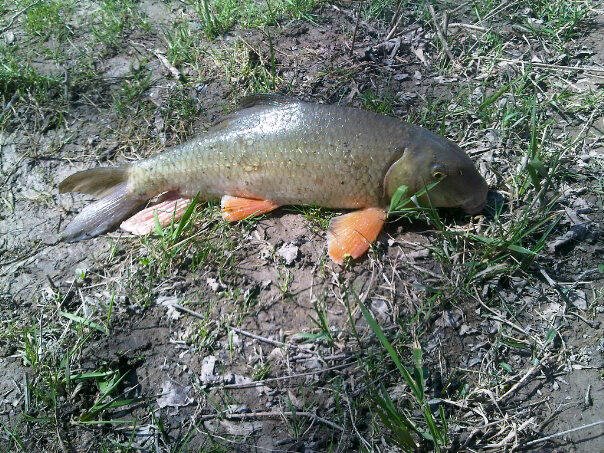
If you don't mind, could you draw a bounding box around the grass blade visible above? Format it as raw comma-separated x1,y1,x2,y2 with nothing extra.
60,311,108,335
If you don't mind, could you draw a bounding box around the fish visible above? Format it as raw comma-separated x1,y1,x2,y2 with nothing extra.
59,95,488,264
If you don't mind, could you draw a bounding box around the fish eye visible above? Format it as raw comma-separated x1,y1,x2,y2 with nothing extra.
431,165,446,180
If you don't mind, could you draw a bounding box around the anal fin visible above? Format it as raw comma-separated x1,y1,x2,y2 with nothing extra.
120,192,192,235
327,207,386,265
221,195,279,222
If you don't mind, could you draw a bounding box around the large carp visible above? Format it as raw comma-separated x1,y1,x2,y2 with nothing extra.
59,95,488,263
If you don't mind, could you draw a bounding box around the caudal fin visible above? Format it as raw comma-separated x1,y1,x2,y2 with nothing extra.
59,167,144,241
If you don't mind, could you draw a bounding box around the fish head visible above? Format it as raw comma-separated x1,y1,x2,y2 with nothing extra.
384,128,488,214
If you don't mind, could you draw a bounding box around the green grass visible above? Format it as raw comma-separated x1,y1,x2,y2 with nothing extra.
165,21,201,70
360,299,448,451
1,0,601,449
0,47,61,101
112,63,152,116
0,45,66,128
524,0,592,42
9,290,136,448
130,200,246,306
360,89,396,116
92,0,149,50
189,0,321,39
210,38,281,96
160,86,202,138
20,0,74,41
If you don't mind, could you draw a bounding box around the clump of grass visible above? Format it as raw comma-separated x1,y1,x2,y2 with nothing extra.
189,0,321,39
130,200,243,306
210,38,281,95
289,205,335,232
360,89,396,116
12,288,133,446
92,0,149,50
21,0,74,41
527,0,592,41
0,45,66,128
161,86,201,138
294,299,335,346
113,64,152,116
358,299,449,451
165,22,200,70
189,0,239,39
0,48,62,101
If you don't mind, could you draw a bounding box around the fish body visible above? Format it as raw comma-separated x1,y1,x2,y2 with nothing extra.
59,96,488,263
131,99,409,208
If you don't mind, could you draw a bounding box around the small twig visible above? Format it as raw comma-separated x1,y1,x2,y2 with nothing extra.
571,312,600,329
151,49,182,80
448,22,488,32
523,420,604,447
221,362,354,390
173,304,306,351
474,289,531,339
229,326,298,350
494,57,604,74
497,361,543,403
349,1,364,56
198,410,344,432
384,8,404,41
427,5,456,65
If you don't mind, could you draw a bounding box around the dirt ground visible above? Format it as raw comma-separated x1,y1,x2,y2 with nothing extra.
0,1,603,452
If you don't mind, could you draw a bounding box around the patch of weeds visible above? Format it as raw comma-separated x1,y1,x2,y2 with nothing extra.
252,362,272,381
131,201,241,307
277,0,321,22
358,299,449,451
526,0,592,42
289,205,334,232
68,54,103,99
13,294,133,446
360,89,396,116
363,0,405,21
294,299,335,346
0,45,65,128
92,0,149,50
276,267,293,298
0,47,61,101
161,86,201,138
183,302,222,350
20,0,74,41
165,22,200,70
210,39,281,95
74,369,138,424
113,64,152,116
189,0,239,39
190,0,321,38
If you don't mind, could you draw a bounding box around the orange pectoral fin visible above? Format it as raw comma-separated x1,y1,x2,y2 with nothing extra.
120,193,192,235
327,207,387,265
221,195,279,222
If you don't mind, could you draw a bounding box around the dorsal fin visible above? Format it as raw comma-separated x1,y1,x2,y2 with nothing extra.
237,94,300,109
209,94,302,131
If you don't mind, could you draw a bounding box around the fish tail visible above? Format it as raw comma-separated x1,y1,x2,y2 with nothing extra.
59,166,144,241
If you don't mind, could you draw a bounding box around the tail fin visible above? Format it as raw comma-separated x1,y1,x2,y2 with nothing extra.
59,166,144,241
59,166,130,197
